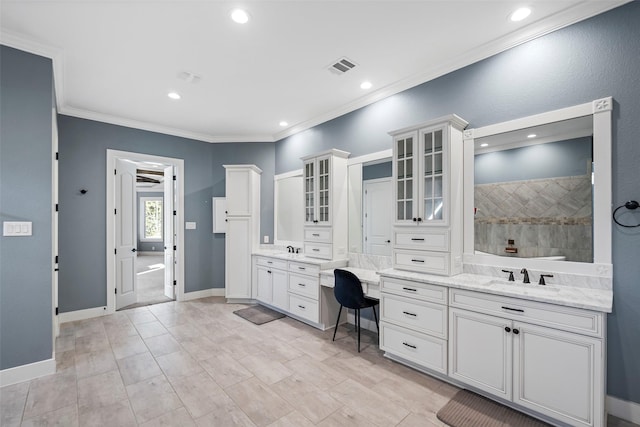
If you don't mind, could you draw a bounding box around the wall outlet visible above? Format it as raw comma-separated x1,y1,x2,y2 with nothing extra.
263,235,269,243
185,222,196,230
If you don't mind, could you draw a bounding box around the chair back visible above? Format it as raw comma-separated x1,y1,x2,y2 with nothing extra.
333,269,367,309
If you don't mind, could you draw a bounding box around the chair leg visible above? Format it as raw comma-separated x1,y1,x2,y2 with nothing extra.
372,305,379,332
332,305,343,342
357,309,361,353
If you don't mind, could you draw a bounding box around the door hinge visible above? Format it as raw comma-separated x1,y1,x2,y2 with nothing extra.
114,169,117,175
173,210,177,216
114,248,117,255
55,255,58,264
114,208,117,215
55,152,59,160
173,175,176,181
173,280,177,286
55,307,59,316
115,288,117,294
173,245,177,251
55,204,59,212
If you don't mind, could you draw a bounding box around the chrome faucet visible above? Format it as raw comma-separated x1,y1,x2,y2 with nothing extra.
521,268,530,283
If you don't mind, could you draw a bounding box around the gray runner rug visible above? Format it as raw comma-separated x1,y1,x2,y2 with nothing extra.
436,390,551,427
233,305,285,325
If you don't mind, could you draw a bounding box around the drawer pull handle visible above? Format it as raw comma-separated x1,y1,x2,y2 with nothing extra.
501,306,524,313
298,267,306,270
267,270,272,274
411,238,425,241
312,248,320,252
402,311,417,317
267,261,273,264
402,287,417,292
298,305,306,310
402,342,417,349
298,283,306,287
312,233,320,237
411,259,425,263
505,326,511,333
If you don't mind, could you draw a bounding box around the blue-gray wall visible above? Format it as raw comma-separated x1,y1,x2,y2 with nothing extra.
0,46,53,370
475,137,592,184
58,116,275,312
137,192,164,252
276,3,640,404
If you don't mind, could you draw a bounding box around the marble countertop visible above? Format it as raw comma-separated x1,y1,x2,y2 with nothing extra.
378,268,613,313
319,267,380,286
252,249,348,267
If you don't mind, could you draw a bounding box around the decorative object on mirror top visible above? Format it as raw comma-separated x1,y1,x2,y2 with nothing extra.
612,200,640,228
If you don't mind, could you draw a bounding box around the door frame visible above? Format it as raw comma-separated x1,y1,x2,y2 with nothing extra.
106,149,185,313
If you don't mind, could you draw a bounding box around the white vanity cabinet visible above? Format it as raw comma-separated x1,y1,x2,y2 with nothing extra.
448,288,605,427
390,115,468,276
379,276,449,374
254,257,288,311
224,165,261,301
301,149,349,260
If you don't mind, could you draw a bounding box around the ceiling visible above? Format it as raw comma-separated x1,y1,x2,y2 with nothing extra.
0,1,628,143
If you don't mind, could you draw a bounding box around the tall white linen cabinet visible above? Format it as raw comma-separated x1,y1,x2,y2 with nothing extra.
224,165,262,301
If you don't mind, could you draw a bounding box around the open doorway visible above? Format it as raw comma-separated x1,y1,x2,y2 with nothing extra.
106,150,185,313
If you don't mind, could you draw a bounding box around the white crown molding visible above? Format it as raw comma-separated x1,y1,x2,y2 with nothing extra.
273,0,630,142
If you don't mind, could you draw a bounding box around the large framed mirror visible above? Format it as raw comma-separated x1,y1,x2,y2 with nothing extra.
273,169,304,247
347,149,393,255
463,97,613,276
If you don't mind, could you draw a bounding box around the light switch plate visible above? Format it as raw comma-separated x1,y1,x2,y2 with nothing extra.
185,222,197,229
3,221,32,236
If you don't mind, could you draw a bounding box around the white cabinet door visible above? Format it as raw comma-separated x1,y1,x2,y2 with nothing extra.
255,265,272,304
225,217,252,299
419,125,448,225
513,322,603,427
271,269,288,311
225,168,252,216
449,308,512,400
394,131,419,224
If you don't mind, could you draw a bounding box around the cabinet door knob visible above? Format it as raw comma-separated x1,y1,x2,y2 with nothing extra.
513,329,520,335
412,217,417,222
386,240,391,243
417,217,423,222
505,326,511,333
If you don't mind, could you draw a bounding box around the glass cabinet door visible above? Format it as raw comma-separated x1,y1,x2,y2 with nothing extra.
422,128,445,222
304,160,315,223
395,134,415,222
317,157,330,223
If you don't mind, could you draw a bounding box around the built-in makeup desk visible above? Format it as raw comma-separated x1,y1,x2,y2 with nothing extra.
319,266,380,299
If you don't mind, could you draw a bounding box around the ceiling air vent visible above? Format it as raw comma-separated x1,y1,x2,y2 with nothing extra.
177,71,202,84
328,57,357,75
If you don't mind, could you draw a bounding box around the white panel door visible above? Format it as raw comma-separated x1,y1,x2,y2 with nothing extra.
513,322,603,427
163,165,175,299
364,178,392,255
225,217,252,299
115,158,137,309
449,308,513,400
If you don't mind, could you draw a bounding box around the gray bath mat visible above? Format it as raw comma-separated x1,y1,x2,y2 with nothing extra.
436,390,551,427
233,305,285,325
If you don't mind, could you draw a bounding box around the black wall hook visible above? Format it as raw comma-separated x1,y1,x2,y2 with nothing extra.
613,200,640,228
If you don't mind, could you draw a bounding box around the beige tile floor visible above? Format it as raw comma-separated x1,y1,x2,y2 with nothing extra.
1,297,636,427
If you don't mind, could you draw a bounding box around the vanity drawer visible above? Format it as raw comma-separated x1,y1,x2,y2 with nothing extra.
288,262,320,276
304,242,332,259
394,249,450,275
304,227,332,243
449,288,604,338
394,228,449,252
255,256,288,270
380,322,447,374
381,294,447,339
288,272,319,300
381,277,447,304
288,294,319,323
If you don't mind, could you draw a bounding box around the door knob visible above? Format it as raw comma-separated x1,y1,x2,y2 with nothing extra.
131,248,137,252
386,240,391,243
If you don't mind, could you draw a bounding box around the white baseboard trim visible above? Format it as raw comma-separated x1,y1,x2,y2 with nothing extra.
346,312,379,333
0,358,56,387
59,306,108,324
607,395,640,424
181,288,225,301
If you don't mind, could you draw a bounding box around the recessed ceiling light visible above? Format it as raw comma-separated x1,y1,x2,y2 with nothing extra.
231,9,250,24
360,81,372,90
167,92,181,100
510,7,531,22
279,121,288,127
480,143,489,147
527,133,537,138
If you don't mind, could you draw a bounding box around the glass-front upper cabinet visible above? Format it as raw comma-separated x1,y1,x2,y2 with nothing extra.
303,154,332,225
421,127,445,222
395,132,417,222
